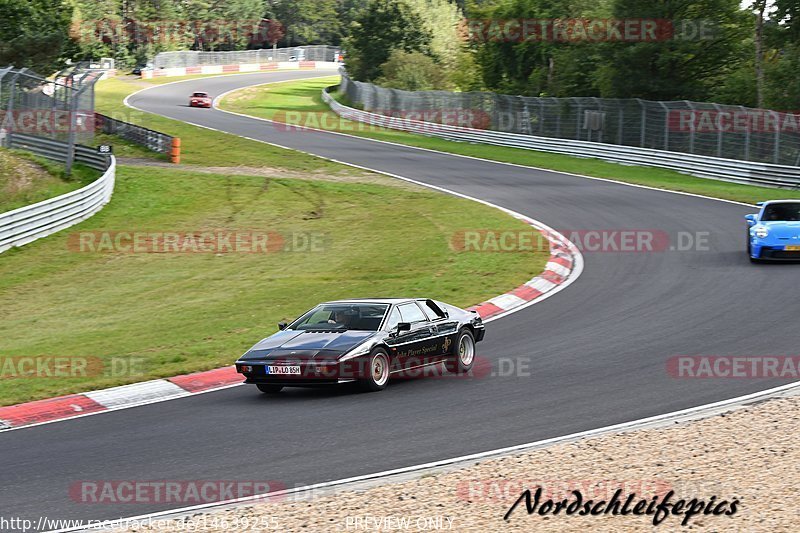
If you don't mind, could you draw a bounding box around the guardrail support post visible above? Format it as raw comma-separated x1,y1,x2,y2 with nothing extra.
171,137,181,164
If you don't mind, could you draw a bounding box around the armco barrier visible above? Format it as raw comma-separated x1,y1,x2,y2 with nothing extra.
0,135,116,254
322,87,800,190
7,133,110,171
95,113,173,154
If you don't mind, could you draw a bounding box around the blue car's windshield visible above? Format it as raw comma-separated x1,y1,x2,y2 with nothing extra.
290,304,389,331
763,204,800,222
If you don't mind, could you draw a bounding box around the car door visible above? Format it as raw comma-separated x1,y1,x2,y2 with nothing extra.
385,302,434,370
420,299,459,361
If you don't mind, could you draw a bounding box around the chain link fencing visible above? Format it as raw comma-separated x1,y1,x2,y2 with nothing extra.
153,45,341,68
0,66,103,173
339,72,800,167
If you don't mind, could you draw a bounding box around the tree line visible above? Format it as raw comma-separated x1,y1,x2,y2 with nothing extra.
1,0,797,108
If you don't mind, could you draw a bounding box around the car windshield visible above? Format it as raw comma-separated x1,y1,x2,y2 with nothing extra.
192,92,208,97
762,203,800,222
290,303,389,331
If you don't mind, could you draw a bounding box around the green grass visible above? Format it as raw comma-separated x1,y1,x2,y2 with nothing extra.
220,76,800,205
95,76,350,171
0,148,99,213
0,158,547,406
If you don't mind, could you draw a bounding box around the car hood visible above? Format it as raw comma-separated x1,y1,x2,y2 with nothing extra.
239,330,378,361
761,221,800,239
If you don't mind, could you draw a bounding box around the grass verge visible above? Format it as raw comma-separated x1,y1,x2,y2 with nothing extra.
220,76,800,205
0,148,99,213
0,154,547,406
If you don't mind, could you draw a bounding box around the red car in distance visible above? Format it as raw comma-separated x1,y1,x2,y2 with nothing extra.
189,92,212,108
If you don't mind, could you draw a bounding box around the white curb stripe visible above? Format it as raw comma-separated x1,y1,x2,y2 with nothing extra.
545,261,572,277
526,277,558,292
85,380,189,409
487,293,528,310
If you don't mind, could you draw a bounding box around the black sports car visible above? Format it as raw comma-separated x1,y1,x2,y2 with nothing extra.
235,298,485,393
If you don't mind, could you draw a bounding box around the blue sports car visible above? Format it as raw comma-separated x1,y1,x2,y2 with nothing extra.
746,200,800,262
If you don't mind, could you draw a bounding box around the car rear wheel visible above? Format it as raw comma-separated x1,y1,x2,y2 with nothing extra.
446,329,475,374
358,349,390,392
257,384,283,394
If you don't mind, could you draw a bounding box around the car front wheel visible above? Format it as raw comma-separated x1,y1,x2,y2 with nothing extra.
358,349,391,392
446,329,475,374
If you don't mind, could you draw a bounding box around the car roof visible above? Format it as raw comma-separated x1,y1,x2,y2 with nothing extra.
762,200,800,205
322,298,420,305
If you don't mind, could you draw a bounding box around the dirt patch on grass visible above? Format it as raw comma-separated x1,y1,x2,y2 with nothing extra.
0,150,55,196
117,158,425,190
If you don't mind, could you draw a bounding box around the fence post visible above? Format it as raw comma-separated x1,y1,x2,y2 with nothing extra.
3,68,27,149
636,99,646,147
591,97,602,143
65,84,87,176
617,100,624,145
683,101,696,154
520,96,531,134
538,99,545,135
0,66,14,146
773,111,781,164
740,106,750,161
659,102,669,151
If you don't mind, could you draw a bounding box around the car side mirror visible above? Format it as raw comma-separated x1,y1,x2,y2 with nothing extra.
278,322,288,330
396,322,411,333
745,214,757,226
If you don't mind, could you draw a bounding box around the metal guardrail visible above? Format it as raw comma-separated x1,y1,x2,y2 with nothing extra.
6,133,110,170
0,135,116,254
95,113,173,154
322,86,800,190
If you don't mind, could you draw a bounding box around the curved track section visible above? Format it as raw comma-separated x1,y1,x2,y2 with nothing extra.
2,71,798,525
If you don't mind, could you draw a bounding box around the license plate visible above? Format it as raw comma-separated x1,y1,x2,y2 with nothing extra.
266,365,301,375
785,245,800,251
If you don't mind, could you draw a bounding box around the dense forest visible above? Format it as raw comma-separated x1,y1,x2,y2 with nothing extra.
0,0,797,108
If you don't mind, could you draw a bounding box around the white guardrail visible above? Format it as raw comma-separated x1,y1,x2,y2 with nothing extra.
0,155,115,254
322,87,800,190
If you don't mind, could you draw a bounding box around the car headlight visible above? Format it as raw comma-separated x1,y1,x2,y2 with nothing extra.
755,226,769,239
340,343,372,361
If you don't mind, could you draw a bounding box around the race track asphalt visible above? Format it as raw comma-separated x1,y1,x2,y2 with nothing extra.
2,70,798,527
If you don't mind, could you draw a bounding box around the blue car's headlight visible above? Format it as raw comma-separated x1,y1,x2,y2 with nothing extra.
754,226,769,239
